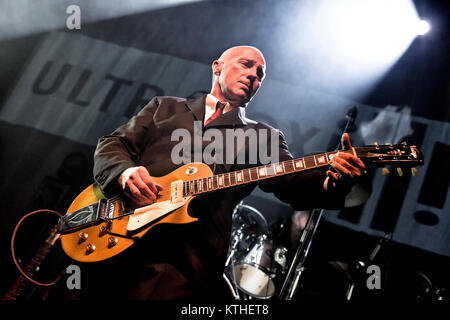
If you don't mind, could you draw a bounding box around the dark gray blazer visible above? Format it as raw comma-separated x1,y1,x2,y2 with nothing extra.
90,95,345,299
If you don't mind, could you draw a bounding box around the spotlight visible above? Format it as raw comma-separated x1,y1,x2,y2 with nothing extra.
416,20,430,36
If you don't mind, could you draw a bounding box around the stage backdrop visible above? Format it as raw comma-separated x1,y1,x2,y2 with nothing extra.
0,31,448,258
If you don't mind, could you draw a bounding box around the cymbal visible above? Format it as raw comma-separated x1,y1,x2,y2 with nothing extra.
344,176,372,207
232,204,268,234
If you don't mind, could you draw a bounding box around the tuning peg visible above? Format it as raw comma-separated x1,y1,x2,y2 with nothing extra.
411,167,418,176
397,167,403,176
401,141,407,145
382,168,390,176
386,142,393,146
374,141,379,146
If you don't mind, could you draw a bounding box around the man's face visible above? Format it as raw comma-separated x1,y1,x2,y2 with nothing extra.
214,47,266,106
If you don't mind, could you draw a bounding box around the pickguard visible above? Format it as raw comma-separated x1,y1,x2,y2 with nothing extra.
126,197,191,231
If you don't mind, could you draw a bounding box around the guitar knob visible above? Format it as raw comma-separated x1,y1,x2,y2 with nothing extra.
108,237,119,248
397,168,403,176
78,232,88,243
99,225,108,237
382,168,390,176
85,243,96,255
411,167,418,176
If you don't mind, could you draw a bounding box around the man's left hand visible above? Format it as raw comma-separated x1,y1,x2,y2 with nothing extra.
324,133,366,191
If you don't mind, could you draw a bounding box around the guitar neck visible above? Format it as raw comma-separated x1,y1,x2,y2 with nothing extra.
182,149,352,197
3,243,52,300
3,225,59,300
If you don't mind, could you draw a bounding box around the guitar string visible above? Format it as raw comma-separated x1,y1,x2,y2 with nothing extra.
109,147,414,220
145,148,408,197
116,146,413,198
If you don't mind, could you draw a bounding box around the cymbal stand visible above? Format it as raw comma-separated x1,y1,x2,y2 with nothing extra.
224,226,245,300
278,208,323,299
278,106,358,300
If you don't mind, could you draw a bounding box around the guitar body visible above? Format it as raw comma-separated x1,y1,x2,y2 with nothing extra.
60,163,212,263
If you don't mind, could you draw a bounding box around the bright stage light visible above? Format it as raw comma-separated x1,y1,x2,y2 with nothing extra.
282,0,430,95
416,20,430,36
316,0,424,69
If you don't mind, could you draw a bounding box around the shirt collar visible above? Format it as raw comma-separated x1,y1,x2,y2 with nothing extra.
206,93,231,113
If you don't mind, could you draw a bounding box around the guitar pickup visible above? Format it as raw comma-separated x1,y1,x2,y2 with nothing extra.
170,180,184,203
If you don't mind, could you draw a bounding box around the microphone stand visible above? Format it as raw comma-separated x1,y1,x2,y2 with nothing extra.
278,106,358,300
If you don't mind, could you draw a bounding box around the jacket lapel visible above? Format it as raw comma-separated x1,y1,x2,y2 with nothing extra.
185,94,206,123
185,95,249,128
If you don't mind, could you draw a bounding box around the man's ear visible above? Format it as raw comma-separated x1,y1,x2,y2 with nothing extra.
212,60,223,75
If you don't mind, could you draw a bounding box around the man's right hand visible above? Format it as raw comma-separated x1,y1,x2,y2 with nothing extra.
118,166,163,206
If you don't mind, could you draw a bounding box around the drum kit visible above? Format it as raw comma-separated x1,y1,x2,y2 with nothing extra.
224,173,374,300
224,203,289,300
225,199,450,301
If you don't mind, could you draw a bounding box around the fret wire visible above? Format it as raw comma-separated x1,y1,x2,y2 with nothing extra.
243,169,250,182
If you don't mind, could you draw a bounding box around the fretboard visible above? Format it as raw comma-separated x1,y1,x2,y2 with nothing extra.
182,149,352,197
3,225,59,300
2,242,52,300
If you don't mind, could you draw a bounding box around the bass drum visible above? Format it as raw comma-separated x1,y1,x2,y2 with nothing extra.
233,235,287,299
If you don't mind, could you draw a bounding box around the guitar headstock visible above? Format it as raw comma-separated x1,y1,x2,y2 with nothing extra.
356,142,424,176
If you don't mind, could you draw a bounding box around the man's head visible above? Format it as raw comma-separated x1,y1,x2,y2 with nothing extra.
210,46,266,107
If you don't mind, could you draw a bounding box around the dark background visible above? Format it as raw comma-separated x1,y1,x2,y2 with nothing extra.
0,0,449,301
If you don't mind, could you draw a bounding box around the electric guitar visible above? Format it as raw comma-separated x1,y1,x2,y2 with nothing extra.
58,143,423,263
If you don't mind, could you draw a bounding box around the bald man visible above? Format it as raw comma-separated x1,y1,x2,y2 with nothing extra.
85,46,364,300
